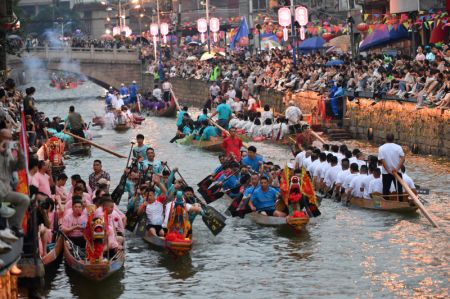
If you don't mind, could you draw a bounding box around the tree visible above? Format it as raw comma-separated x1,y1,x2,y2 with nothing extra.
23,5,85,36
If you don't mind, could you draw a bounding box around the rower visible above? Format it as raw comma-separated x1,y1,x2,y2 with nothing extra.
197,108,209,123
400,165,417,195
318,154,334,191
61,197,87,248
306,152,320,178
342,163,359,201
142,148,163,175
88,160,111,191
368,168,383,198
144,187,165,237
378,133,405,196
222,127,244,161
362,163,377,199
334,158,350,200
217,162,240,198
64,106,85,138
200,120,218,141
242,146,264,173
211,96,233,132
323,156,340,195
313,153,327,187
249,176,286,217
176,106,188,127
133,134,149,159
347,165,368,198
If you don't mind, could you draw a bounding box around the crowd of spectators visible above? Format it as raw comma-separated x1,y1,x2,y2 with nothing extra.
149,43,450,111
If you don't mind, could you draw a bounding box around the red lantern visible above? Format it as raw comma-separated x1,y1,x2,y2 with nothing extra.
275,31,283,39
356,22,369,32
322,32,333,42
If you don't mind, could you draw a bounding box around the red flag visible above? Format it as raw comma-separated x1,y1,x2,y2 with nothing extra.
300,167,317,206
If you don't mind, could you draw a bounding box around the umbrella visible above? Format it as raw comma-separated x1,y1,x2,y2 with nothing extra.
326,59,344,66
188,41,202,46
298,36,326,51
260,39,281,50
186,56,198,61
100,34,114,41
7,35,21,40
200,52,215,61
325,35,350,52
359,26,408,51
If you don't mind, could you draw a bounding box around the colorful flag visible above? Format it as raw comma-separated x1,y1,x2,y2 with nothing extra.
230,17,249,49
300,166,317,206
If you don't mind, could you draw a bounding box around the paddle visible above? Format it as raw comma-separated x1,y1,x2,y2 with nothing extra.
63,130,127,158
175,170,227,236
226,185,256,218
170,88,182,111
393,172,439,228
111,142,135,205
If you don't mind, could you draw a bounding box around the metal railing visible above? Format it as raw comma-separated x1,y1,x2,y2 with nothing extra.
25,46,140,62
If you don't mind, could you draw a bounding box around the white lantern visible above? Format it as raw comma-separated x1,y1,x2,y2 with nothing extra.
210,17,220,43
278,7,291,42
160,22,169,43
112,26,121,36
295,7,308,26
197,18,208,43
122,25,132,37
150,23,159,36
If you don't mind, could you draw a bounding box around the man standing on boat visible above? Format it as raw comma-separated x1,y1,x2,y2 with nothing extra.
378,133,405,197
211,97,232,132
222,127,244,161
64,106,85,138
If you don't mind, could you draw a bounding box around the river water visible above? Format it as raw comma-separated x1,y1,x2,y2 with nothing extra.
20,79,449,299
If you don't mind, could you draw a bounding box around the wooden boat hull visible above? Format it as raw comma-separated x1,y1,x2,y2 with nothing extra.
113,124,131,132
143,232,192,257
177,137,223,152
63,240,124,281
152,99,177,117
42,235,63,267
250,212,309,231
349,197,418,213
68,143,91,156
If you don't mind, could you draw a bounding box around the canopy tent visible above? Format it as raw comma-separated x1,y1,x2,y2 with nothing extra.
359,26,409,52
325,59,344,66
298,36,326,52
325,35,350,52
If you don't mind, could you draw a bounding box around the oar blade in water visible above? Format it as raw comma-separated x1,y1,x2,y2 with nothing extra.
201,205,226,236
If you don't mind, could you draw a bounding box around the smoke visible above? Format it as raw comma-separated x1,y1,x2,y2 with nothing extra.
43,29,63,48
21,55,49,82
58,56,87,81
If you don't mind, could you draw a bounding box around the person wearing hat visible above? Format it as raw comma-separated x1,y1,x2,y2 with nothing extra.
129,80,138,105
119,83,129,99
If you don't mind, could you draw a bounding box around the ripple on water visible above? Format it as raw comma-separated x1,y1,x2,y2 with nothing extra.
20,80,450,299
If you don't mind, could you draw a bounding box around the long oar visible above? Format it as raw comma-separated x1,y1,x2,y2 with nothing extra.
207,117,249,149
111,142,135,204
175,169,227,236
64,130,127,158
170,88,181,111
393,172,439,228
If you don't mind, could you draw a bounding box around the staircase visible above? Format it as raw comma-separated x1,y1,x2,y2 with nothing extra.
312,118,353,141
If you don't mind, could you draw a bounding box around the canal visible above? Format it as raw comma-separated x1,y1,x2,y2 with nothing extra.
20,79,449,299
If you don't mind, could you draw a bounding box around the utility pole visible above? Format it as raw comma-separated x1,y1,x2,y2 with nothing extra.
290,0,296,66
205,0,210,53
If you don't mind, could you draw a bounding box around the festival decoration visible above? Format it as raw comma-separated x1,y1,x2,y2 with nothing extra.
160,22,169,43
278,7,291,41
210,18,220,42
197,18,208,43
295,6,308,40
356,22,369,32
322,32,334,42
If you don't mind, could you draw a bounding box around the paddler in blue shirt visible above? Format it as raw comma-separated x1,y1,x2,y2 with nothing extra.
129,80,138,103
141,147,163,175
176,106,189,127
242,146,264,173
211,96,232,131
197,108,208,123
200,120,218,141
133,134,150,160
249,176,286,217
119,83,129,98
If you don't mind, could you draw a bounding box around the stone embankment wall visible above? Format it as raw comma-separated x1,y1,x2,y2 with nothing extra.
148,77,450,156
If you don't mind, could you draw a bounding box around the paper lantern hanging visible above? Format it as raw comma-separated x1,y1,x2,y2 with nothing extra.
278,7,291,41
150,23,159,36
210,18,220,42
160,22,169,43
197,18,207,43
356,22,369,32
295,6,308,41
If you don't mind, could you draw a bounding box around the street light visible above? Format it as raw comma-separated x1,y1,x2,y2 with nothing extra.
200,0,211,53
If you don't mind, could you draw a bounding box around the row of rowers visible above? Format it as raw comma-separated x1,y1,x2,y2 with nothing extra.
294,136,417,200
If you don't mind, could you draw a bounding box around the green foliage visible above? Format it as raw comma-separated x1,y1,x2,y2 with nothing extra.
22,5,85,35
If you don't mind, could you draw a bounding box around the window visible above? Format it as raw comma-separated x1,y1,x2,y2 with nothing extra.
253,0,267,10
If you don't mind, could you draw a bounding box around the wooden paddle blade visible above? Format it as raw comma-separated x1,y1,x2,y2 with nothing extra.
197,175,214,188
125,209,142,232
111,174,127,204
202,206,226,236
134,217,147,237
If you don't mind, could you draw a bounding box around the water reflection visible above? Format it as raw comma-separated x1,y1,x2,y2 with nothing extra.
21,80,450,298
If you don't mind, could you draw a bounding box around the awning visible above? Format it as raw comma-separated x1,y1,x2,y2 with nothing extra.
298,36,326,51
359,26,409,52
